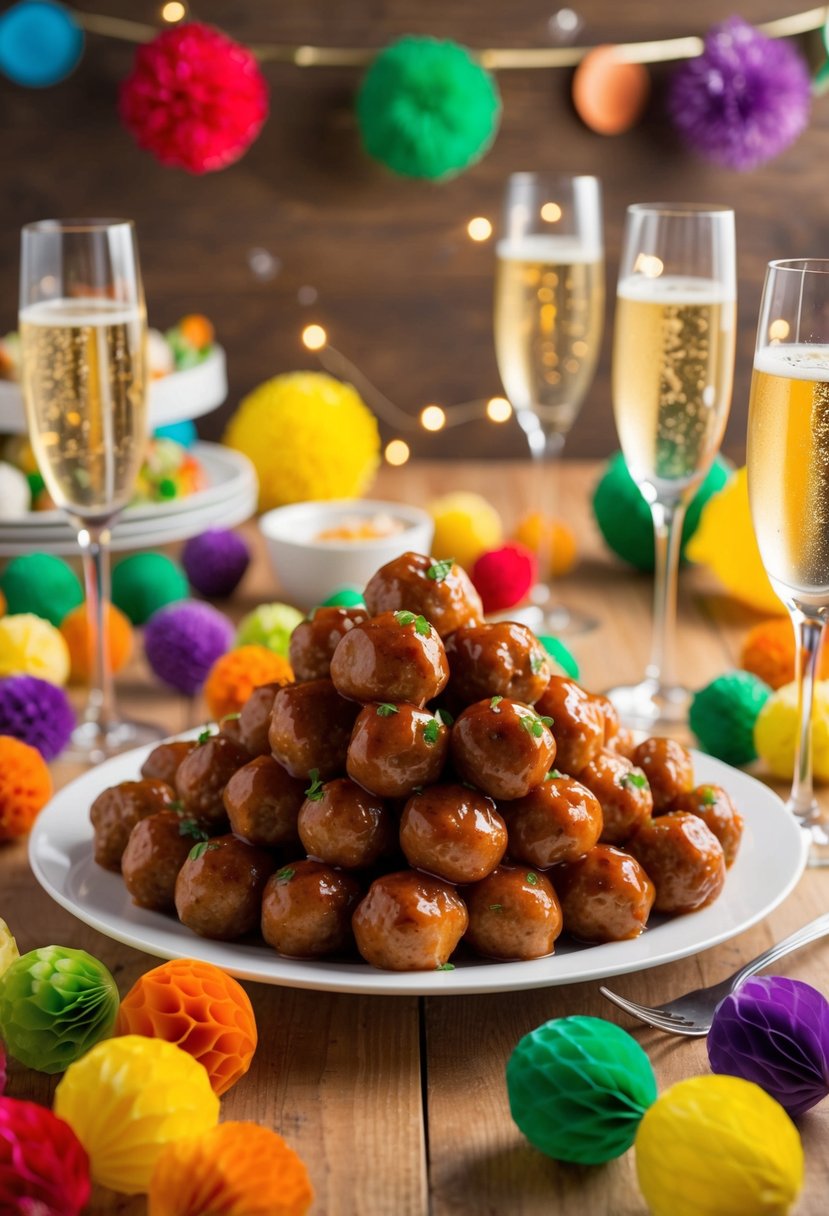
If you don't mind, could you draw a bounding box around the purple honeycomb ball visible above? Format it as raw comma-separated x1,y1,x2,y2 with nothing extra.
0,676,75,760
143,601,234,696
182,528,251,599
708,975,829,1116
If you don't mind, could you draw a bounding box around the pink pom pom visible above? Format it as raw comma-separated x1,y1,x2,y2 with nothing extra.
0,1097,90,1216
471,542,537,613
119,23,269,173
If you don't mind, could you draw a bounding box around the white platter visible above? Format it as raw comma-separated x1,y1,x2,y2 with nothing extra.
29,742,808,996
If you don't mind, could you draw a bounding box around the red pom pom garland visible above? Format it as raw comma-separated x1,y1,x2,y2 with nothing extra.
471,542,537,614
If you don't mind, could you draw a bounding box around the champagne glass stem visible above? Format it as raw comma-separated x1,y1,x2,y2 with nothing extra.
644,499,687,688
789,609,825,821
77,522,115,734
528,428,565,595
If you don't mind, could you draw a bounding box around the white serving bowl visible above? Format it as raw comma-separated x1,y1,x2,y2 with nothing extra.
258,498,434,608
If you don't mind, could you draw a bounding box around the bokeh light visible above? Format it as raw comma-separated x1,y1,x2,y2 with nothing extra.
301,324,328,351
385,439,411,466
420,405,447,431
467,217,493,242
486,396,513,423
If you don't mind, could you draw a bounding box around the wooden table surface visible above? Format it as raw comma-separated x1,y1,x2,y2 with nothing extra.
4,460,829,1216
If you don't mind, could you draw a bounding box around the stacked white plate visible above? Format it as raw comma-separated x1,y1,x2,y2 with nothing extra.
0,442,258,556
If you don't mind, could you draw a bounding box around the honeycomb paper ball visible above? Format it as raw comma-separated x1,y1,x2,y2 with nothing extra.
54,1035,220,1195
204,645,294,719
506,1015,657,1164
741,617,829,691
0,945,119,1073
572,45,650,135
0,1096,90,1216
0,674,75,759
707,976,829,1117
111,552,189,625
148,1120,314,1216
182,528,251,599
635,1075,803,1216
0,613,70,685
236,602,305,658
471,542,536,614
428,491,503,570
0,735,53,841
116,958,257,1096
0,553,82,626
60,601,134,684
513,512,577,577
321,586,365,608
538,635,580,680
0,919,18,977
224,372,380,512
689,672,772,766
754,680,829,781
144,600,235,696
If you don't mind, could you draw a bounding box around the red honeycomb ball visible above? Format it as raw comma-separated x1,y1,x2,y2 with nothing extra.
115,958,257,1096
0,1096,90,1216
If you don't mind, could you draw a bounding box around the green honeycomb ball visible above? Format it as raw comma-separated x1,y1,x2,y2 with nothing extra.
0,945,119,1073
321,587,366,608
506,1015,657,1165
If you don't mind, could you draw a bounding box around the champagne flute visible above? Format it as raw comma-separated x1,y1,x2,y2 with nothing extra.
608,204,736,727
747,258,829,865
19,219,164,760
494,172,604,635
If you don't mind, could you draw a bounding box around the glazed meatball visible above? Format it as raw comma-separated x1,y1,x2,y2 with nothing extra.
175,735,250,827
218,714,249,750
504,776,603,867
363,551,484,637
556,845,655,942
607,727,638,762
627,812,726,914
346,703,449,798
121,810,198,912
268,679,360,780
632,737,694,812
90,779,177,871
223,755,306,848
577,750,653,845
399,784,508,883
298,777,396,869
352,871,468,971
451,698,556,800
465,865,562,961
590,694,620,744
535,676,605,774
330,611,449,707
444,622,551,708
261,860,362,958
175,834,274,940
672,784,744,868
140,740,196,785
289,607,369,681
238,682,283,756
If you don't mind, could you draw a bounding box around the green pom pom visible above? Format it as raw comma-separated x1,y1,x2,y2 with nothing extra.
538,634,580,680
356,36,501,180
0,945,119,1074
0,554,82,626
111,552,188,625
236,602,305,659
690,671,772,766
321,586,366,608
592,452,731,572
507,1015,657,1165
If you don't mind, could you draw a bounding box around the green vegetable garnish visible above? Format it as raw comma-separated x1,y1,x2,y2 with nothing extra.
188,841,219,861
489,903,503,912
276,866,296,884
376,703,399,717
305,769,325,801
423,718,441,746
621,772,648,790
197,726,215,746
178,818,208,841
700,786,717,806
544,769,564,781
414,614,431,637
435,962,455,972
436,707,454,726
530,655,547,674
490,695,503,712
520,712,553,739
394,610,416,626
220,712,242,724
526,872,539,886
426,558,454,583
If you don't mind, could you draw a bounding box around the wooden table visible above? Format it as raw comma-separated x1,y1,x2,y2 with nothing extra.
4,461,829,1215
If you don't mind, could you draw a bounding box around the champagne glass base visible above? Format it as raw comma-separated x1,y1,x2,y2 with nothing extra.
65,718,166,765
790,812,829,869
520,588,598,639
606,679,691,732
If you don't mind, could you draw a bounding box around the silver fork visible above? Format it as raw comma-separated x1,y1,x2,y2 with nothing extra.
600,912,829,1036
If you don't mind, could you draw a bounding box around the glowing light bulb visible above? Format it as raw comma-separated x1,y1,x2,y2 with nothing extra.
420,405,446,432
486,397,512,423
769,318,790,342
161,1,186,22
467,217,493,242
301,324,327,351
385,439,411,466
540,202,562,223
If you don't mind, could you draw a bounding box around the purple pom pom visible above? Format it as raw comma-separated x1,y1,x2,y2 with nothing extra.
143,601,234,696
0,676,75,761
182,529,250,599
708,975,829,1116
668,17,811,171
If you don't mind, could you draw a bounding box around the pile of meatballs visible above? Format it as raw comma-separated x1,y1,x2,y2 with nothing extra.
91,552,744,973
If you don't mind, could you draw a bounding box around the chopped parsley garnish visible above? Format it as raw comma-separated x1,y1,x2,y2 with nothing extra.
188,841,219,861
276,866,296,884
393,610,431,637
530,655,547,674
700,786,717,806
170,799,184,812
621,772,648,790
490,695,503,713
305,769,325,801
426,558,454,583
435,708,454,726
220,712,241,724
489,903,503,912
423,718,441,746
435,962,455,972
376,703,399,718
178,818,208,841
394,610,416,626
197,726,215,746
414,615,431,637
526,872,539,886
520,712,553,739
544,769,564,781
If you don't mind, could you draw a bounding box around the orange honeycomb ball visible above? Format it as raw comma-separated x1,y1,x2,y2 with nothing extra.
204,645,293,719
148,1121,313,1216
741,618,829,691
115,958,257,1096
59,602,134,684
0,735,52,841
514,511,578,577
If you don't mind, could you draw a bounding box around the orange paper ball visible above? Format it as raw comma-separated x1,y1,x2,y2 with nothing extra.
572,46,650,135
204,645,293,719
513,511,578,577
59,602,134,685
148,1121,313,1216
741,618,829,691
115,958,257,1096
0,735,52,841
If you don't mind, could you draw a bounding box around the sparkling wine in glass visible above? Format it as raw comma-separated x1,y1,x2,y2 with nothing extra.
608,203,736,728
747,258,829,864
19,219,164,760
494,173,604,635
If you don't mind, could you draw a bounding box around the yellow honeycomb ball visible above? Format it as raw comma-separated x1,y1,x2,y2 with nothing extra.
635,1075,803,1216
54,1034,220,1195
754,679,829,782
0,613,70,685
223,372,380,511
428,492,503,571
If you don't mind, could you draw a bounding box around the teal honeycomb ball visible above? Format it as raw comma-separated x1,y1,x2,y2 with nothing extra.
506,1015,657,1164
538,634,580,680
0,553,82,626
690,671,772,766
592,452,731,572
0,945,119,1073
111,552,188,625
